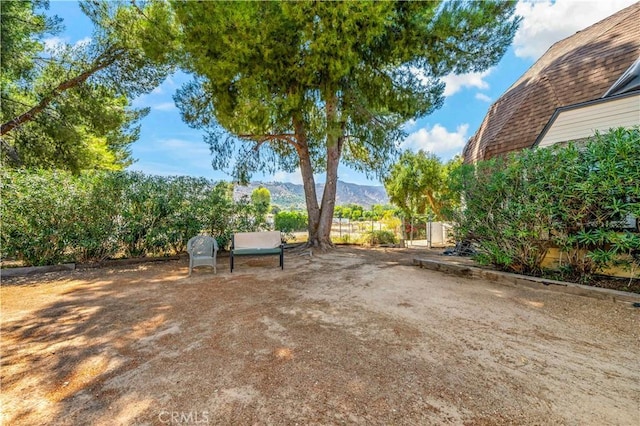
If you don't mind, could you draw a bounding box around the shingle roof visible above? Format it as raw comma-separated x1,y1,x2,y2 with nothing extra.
463,2,640,163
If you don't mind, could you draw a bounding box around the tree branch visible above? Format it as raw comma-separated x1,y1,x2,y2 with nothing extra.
237,133,299,148
1,94,74,128
0,47,122,136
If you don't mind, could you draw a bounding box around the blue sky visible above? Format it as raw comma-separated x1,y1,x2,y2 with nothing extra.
45,0,636,186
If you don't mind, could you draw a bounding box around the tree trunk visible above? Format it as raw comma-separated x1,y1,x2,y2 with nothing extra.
299,93,344,251
314,93,344,250
313,139,341,249
292,114,322,246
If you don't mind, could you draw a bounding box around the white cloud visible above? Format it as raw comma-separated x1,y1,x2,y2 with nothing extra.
43,36,92,52
403,119,417,131
514,0,637,61
475,93,492,103
163,76,178,87
267,169,331,185
160,138,209,156
152,75,180,94
74,37,92,48
132,95,176,111
442,69,492,97
153,101,177,111
410,66,493,98
43,36,66,51
402,124,469,156
271,170,304,185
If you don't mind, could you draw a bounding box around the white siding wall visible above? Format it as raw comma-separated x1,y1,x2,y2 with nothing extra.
538,93,640,147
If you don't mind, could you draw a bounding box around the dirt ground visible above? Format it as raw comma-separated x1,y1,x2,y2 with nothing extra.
1,247,639,425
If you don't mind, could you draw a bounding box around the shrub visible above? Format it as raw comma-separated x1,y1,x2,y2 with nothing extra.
331,234,351,244
68,172,125,262
274,211,308,233
451,127,640,279
362,230,397,246
1,170,268,265
450,155,553,274
2,169,85,265
546,128,640,279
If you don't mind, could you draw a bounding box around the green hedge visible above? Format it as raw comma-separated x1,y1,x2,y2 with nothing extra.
274,211,308,233
1,170,267,266
451,127,640,280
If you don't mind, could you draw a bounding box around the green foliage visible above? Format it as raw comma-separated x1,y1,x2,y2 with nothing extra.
6,85,145,172
1,170,266,266
1,169,122,265
1,0,172,171
384,151,462,221
0,0,62,83
0,169,57,265
274,211,308,234
251,186,271,222
452,128,640,279
67,172,125,262
451,154,554,274
545,128,640,280
381,211,402,233
362,230,397,246
333,203,393,222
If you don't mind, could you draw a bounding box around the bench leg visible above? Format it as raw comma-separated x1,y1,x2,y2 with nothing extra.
280,249,284,270
230,252,234,273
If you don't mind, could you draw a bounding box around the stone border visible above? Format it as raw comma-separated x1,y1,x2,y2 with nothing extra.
1,256,182,278
413,258,640,303
1,263,76,278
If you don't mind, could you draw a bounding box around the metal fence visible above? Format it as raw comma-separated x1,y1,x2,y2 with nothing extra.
328,218,454,248
403,221,454,248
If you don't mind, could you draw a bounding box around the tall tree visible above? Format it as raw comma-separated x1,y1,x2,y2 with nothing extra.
384,150,462,221
155,1,519,249
1,0,172,171
251,186,271,220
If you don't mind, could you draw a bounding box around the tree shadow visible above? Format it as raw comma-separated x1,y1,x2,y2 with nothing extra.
1,261,190,424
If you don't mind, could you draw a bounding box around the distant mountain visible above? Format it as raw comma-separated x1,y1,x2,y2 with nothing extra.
234,180,389,210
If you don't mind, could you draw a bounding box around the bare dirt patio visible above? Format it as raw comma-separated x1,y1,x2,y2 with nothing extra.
1,247,639,425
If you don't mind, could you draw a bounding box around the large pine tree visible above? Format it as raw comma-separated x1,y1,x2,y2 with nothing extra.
154,1,519,249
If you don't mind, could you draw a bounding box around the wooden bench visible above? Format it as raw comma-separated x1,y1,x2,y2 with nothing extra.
230,231,284,272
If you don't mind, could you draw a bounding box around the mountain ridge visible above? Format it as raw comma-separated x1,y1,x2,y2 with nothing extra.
234,180,389,210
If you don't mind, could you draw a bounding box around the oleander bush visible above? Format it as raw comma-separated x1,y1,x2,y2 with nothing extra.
451,127,640,281
1,170,267,266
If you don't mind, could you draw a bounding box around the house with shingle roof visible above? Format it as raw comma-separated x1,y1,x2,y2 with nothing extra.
463,2,640,164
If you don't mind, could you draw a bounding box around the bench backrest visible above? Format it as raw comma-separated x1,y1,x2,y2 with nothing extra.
233,231,282,249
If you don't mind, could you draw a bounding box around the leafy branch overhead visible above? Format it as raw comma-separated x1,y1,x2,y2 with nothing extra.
0,0,173,171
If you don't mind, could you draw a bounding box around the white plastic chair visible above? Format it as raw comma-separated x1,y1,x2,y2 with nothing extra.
187,235,218,276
